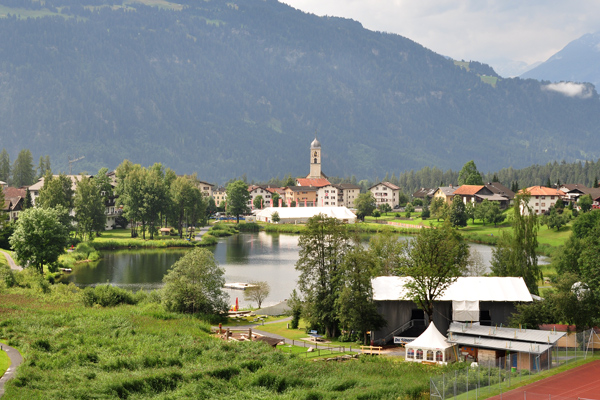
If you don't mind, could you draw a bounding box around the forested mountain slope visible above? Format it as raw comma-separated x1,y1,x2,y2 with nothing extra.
1,0,600,182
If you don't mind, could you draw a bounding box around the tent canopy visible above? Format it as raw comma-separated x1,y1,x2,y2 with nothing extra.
406,322,454,350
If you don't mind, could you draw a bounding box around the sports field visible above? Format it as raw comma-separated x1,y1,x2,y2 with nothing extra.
488,360,600,400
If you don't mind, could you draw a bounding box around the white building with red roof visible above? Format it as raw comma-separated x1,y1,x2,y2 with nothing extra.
520,186,565,214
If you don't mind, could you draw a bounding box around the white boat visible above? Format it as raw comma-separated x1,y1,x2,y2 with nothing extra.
224,282,257,290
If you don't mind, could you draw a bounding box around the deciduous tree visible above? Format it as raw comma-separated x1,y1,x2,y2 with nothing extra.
449,196,468,227
37,172,74,211
162,248,229,314
491,193,541,295
244,281,270,309
226,180,250,223
74,175,106,240
354,192,376,221
394,223,469,322
295,214,353,338
458,160,483,185
9,207,69,274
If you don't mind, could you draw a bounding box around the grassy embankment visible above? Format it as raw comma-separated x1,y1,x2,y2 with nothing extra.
0,280,444,400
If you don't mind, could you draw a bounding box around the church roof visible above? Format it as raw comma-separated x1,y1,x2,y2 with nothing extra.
297,178,330,188
310,137,321,149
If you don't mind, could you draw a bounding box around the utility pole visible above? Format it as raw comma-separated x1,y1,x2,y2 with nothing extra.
68,156,85,175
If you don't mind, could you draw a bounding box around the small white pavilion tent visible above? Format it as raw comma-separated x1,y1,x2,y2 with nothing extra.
405,322,457,364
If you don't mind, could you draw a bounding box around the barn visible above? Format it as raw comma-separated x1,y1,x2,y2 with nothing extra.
371,276,533,345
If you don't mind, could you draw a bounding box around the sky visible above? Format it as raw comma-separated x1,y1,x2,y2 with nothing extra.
281,0,600,77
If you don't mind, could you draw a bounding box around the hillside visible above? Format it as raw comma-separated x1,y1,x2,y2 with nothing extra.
521,31,600,87
1,0,600,182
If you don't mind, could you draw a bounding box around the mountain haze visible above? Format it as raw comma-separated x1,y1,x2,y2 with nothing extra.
1,0,600,182
521,31,600,87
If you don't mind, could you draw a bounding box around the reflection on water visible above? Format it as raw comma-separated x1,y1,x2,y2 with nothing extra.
58,231,547,308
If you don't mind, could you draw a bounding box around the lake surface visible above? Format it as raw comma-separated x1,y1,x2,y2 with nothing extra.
59,232,545,308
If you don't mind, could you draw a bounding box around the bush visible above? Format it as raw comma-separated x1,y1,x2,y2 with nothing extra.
82,284,137,307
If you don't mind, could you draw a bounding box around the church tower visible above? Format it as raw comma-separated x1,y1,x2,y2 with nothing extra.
308,136,322,179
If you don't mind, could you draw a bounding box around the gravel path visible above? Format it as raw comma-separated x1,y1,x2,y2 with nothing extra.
0,342,23,397
0,251,22,272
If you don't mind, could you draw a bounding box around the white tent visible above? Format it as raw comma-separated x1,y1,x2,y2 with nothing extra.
405,322,457,364
255,207,357,224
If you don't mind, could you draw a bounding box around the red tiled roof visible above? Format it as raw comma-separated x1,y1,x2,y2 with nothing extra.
296,178,331,188
453,185,485,195
520,186,565,196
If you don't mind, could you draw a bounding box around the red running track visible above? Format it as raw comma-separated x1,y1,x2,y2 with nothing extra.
488,360,600,400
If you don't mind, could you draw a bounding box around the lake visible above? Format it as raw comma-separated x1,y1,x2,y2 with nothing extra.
58,232,543,308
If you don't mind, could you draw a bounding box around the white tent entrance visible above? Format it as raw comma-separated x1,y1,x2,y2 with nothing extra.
405,322,457,364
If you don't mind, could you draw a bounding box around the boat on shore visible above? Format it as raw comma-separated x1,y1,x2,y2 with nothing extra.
224,282,257,290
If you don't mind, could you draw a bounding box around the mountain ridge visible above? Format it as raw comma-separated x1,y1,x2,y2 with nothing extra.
0,0,599,182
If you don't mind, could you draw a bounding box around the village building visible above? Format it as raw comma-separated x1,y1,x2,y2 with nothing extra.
284,186,318,207
371,276,533,346
369,182,401,208
447,322,565,371
336,183,361,208
196,180,214,198
519,186,566,214
316,184,341,207
247,185,272,208
213,187,227,207
484,182,515,207
2,187,26,223
432,186,456,205
412,188,435,202
297,137,331,188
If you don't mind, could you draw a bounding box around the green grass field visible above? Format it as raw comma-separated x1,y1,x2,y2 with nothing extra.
0,282,454,399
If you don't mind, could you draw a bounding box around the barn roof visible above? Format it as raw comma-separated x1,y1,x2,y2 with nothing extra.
372,276,533,302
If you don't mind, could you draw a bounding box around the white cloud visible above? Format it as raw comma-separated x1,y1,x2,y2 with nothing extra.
542,82,594,98
281,0,600,74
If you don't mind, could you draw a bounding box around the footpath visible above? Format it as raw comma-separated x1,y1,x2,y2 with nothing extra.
0,342,23,397
0,251,21,272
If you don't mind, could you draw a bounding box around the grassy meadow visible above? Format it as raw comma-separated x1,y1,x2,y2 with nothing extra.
0,278,446,399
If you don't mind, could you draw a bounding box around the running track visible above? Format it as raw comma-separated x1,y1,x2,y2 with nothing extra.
488,360,600,399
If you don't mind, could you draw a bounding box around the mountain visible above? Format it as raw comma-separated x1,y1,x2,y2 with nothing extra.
520,31,600,87
1,0,600,183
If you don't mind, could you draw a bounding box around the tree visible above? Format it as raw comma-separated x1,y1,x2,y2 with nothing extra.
115,161,145,238
458,160,483,185
394,223,470,322
37,172,74,210
162,248,229,314
491,193,541,295
379,203,392,215
36,155,51,179
295,214,353,338
335,247,386,345
141,163,169,239
474,199,489,223
593,177,599,188
271,211,280,223
405,203,414,218
0,188,6,225
244,281,270,309
74,175,106,240
12,149,35,188
253,195,263,210
546,208,568,231
421,203,430,219
368,232,403,275
170,176,195,238
9,207,69,274
288,289,303,329
226,180,250,223
449,196,468,227
486,202,506,227
272,192,282,207
464,201,475,224
0,149,10,184
23,189,32,210
578,194,593,213
465,251,487,276
354,192,376,221
430,198,445,221
283,174,296,187
372,209,381,222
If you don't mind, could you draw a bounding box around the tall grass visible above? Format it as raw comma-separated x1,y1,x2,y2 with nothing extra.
1,282,446,399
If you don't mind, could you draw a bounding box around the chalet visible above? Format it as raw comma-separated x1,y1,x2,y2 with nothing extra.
484,182,515,208
2,187,26,222
369,182,401,208
247,185,272,208
452,185,494,204
412,188,435,202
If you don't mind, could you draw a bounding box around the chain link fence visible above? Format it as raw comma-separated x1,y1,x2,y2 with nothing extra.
430,328,599,400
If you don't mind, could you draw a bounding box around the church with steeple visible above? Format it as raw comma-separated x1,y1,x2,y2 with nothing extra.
296,136,330,187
